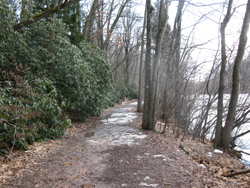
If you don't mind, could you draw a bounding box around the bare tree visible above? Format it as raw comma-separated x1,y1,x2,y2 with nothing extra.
214,0,234,148
150,0,169,129
142,0,169,130
142,0,153,130
84,0,99,43
102,0,131,51
137,6,146,113
222,0,250,150
172,0,185,138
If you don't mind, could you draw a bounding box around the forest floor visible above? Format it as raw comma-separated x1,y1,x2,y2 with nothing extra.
1,99,250,188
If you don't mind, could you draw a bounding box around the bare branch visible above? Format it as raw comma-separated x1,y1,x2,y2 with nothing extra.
13,0,80,30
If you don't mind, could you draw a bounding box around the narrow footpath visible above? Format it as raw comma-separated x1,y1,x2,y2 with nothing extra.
1,100,249,187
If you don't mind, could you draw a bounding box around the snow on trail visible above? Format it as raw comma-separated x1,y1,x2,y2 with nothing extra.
87,101,147,148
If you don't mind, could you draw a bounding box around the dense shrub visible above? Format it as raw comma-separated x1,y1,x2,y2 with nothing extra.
0,1,137,153
22,20,114,118
0,2,114,152
113,81,138,103
0,65,71,151
127,83,139,100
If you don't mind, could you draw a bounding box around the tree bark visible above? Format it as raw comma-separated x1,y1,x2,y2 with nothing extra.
142,0,153,130
173,0,185,137
222,0,250,150
214,0,234,148
150,0,169,129
84,0,99,43
142,0,169,130
137,6,147,113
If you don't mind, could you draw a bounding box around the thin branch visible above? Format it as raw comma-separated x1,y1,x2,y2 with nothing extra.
13,0,80,30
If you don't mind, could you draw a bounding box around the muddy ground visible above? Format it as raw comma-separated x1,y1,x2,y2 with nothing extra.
1,100,250,187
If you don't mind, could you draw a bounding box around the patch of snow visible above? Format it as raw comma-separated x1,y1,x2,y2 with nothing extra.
121,184,127,186
136,155,143,160
157,121,165,125
123,107,134,110
144,176,150,180
153,154,171,162
153,155,165,158
145,153,150,156
139,182,158,187
207,152,213,157
87,124,147,147
101,112,137,124
214,149,223,153
198,164,206,168
130,102,138,105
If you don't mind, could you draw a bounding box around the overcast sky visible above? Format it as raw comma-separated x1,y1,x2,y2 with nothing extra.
135,0,248,80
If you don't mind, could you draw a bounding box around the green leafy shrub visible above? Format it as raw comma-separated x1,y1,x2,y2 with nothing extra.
112,81,138,103
127,83,138,100
113,81,128,103
0,65,71,151
21,20,115,119
0,1,115,152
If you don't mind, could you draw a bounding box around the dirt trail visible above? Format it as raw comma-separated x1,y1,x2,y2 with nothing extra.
1,100,247,187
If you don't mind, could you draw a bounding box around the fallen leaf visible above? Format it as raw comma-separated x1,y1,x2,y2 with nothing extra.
71,175,79,179
66,163,71,166
72,157,78,160
83,183,95,188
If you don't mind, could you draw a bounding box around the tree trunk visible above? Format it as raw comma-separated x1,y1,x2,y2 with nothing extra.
125,46,130,86
150,0,169,129
142,0,153,130
214,0,233,148
222,0,250,150
142,0,169,130
84,0,99,43
137,5,147,113
173,0,185,137
97,0,104,48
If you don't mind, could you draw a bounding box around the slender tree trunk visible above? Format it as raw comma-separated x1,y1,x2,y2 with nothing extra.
222,0,250,150
142,0,153,130
137,5,147,113
97,0,104,48
125,47,130,86
142,0,169,130
173,0,185,137
84,0,99,43
214,0,233,148
103,0,130,51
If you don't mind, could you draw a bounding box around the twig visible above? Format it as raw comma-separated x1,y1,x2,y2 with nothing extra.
223,169,250,177
238,150,250,156
0,119,17,161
